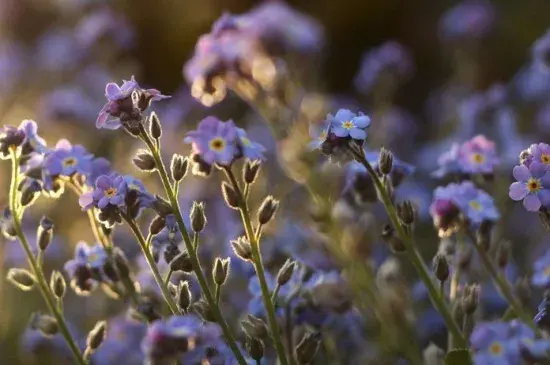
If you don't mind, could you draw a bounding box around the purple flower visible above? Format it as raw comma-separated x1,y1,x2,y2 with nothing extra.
509,162,550,211
328,109,371,140
236,127,266,160
526,143,550,168
44,139,93,177
308,120,330,151
64,241,107,295
455,181,499,226
141,315,203,361
85,157,111,187
123,175,155,208
432,143,461,178
430,183,463,237
97,76,169,129
458,135,499,174
439,0,495,40
0,121,31,159
532,250,550,288
91,316,146,365
79,173,128,210
184,116,238,165
20,119,47,154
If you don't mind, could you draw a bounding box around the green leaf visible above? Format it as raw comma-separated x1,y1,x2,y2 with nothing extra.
445,349,473,365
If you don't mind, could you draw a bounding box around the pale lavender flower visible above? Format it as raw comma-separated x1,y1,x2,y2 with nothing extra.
509,162,550,212
184,116,238,165
458,135,499,174
328,109,371,140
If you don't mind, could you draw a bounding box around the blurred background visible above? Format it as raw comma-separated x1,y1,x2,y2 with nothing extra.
1,0,550,363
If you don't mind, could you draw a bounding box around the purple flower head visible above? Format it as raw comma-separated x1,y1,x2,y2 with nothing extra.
20,119,47,154
509,162,550,212
328,109,371,140
455,181,500,226
308,119,330,151
354,41,414,95
0,121,32,159
236,127,266,161
44,139,93,178
64,241,107,294
525,143,550,168
432,143,461,178
184,116,238,165
532,250,550,288
141,315,203,361
79,173,128,211
532,29,550,73
439,0,495,40
123,175,156,209
458,135,499,174
97,76,170,130
430,183,463,237
85,157,111,187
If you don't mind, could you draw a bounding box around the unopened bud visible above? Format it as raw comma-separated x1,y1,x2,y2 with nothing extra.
476,220,493,251
231,237,253,261
241,314,268,338
461,284,480,315
152,196,173,217
495,240,510,269
295,331,321,364
19,179,41,206
258,196,279,225
170,154,188,182
113,247,131,279
149,112,162,139
432,254,449,283
7,268,35,291
30,313,58,337
190,202,207,233
191,299,215,322
50,271,66,298
243,160,261,184
177,281,192,311
170,250,193,273
86,321,107,352
381,224,405,253
222,182,240,209
149,216,165,236
1,207,17,240
133,150,156,171
378,148,393,175
213,257,230,286
397,200,415,225
245,336,264,361
276,259,295,286
37,216,54,251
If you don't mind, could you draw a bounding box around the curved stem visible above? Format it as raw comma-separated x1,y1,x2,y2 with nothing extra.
223,166,289,365
138,128,247,365
9,153,86,365
351,148,467,348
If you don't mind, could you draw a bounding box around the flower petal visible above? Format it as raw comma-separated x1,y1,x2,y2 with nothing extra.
334,109,355,122
523,194,541,212
513,165,530,182
509,182,528,201
349,128,367,140
332,127,349,137
530,162,548,178
96,175,111,190
352,115,371,128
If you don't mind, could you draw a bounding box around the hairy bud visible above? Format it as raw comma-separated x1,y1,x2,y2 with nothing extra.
170,251,193,273
86,321,107,352
231,237,253,261
177,281,192,312
149,216,165,236
213,257,231,286
245,336,264,361
381,224,405,253
149,112,162,139
37,216,54,251
152,196,173,217
170,154,188,182
241,314,268,338
7,268,35,291
276,259,296,286
191,299,215,322
221,182,240,209
397,200,415,225
432,254,449,283
258,196,279,225
190,202,207,233
133,150,156,171
243,160,261,184
461,284,480,315
30,313,58,337
378,148,393,175
19,179,41,206
50,271,66,299
295,331,321,364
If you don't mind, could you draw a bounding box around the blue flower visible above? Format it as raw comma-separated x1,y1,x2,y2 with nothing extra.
455,181,500,226
532,250,550,288
432,143,461,178
328,109,371,140
123,175,155,208
308,119,330,150
184,116,238,165
236,127,266,160
80,173,128,210
20,119,47,154
44,139,93,178
509,162,550,212
430,183,463,236
91,316,146,365
64,241,107,294
85,157,111,187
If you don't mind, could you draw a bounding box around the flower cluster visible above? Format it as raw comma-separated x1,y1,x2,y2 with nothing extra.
64,242,108,295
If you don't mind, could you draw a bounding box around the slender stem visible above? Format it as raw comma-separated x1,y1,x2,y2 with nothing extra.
164,268,174,287
271,284,281,303
139,129,247,365
223,166,289,365
9,153,86,365
464,230,535,329
123,215,179,314
215,284,221,306
351,148,467,348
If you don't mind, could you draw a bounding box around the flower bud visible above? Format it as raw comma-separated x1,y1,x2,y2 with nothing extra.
113,247,131,279
381,224,405,253
241,314,268,338
149,216,165,236
19,179,41,206
164,244,180,266
495,240,510,269
191,299,215,322
258,196,279,225
133,150,156,171
86,321,107,352
245,336,264,361
243,160,261,184
461,284,480,315
276,259,295,286
152,195,173,217
231,237,253,261
378,148,393,175
30,313,58,337
213,257,230,286
476,220,493,251
190,201,207,233
1,207,17,240
149,112,162,139
170,154,188,182
432,254,449,283
170,250,193,273
7,268,35,291
397,200,415,225
177,281,192,312
221,182,240,209
50,271,66,299
37,216,54,251
295,331,321,364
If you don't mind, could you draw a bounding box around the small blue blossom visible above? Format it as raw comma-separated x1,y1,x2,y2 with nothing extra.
79,173,128,210
64,241,107,294
532,250,550,288
509,162,550,212
236,127,266,160
44,139,93,178
328,109,371,140
20,119,47,154
308,119,330,150
184,116,238,165
456,181,500,226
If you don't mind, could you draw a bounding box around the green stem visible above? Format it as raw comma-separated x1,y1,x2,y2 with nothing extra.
123,214,179,314
9,153,87,365
215,284,221,306
464,230,536,330
351,148,467,348
271,283,281,304
164,268,174,287
223,166,289,365
139,128,247,365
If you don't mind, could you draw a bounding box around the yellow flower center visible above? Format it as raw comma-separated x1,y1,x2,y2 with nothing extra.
542,153,550,164
527,178,542,193
469,200,482,211
209,137,226,152
341,121,354,130
104,187,117,198
88,252,100,264
240,136,251,147
63,157,77,167
489,342,503,355
471,153,485,164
